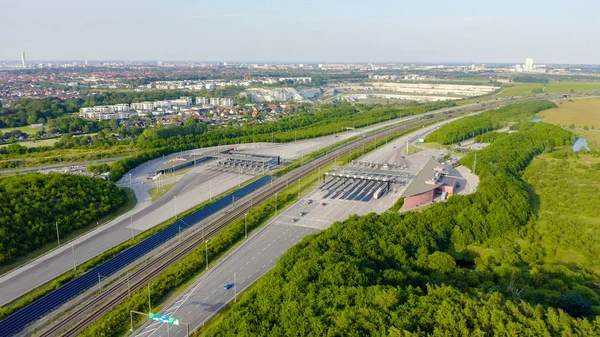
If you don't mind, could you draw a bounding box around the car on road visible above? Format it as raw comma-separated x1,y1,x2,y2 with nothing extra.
321,202,327,206
300,212,307,216
306,199,313,204
223,283,234,290
291,218,298,223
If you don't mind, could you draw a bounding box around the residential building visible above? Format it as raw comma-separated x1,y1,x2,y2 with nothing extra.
170,97,192,106
131,102,154,111
153,101,172,109
196,97,209,105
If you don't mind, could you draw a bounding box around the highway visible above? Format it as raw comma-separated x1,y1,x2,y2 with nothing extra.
0,163,254,306
0,99,508,337
34,111,453,337
0,101,482,307
131,118,464,337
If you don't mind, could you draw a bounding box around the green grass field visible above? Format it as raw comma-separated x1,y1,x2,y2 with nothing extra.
545,82,600,94
148,182,176,202
0,125,43,136
496,83,544,96
0,138,58,148
539,98,600,129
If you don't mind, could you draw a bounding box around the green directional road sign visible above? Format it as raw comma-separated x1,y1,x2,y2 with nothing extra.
149,312,180,326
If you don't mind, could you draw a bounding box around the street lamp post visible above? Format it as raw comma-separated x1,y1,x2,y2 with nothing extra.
174,196,177,218
234,272,237,303
209,180,212,201
245,213,248,239
55,221,60,247
205,240,209,269
71,243,76,271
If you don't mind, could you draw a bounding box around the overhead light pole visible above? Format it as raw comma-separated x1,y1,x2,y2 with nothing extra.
55,221,60,247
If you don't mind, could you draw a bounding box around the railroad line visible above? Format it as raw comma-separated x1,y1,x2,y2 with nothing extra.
35,115,444,337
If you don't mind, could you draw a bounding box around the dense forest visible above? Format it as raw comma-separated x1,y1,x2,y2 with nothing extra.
202,123,600,336
0,173,126,264
426,100,556,144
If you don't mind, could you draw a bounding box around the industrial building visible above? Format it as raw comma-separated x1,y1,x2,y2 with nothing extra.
212,149,280,175
402,158,458,210
152,154,212,176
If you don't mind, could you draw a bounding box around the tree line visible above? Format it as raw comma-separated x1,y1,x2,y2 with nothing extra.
426,100,556,144
201,122,600,336
0,173,126,264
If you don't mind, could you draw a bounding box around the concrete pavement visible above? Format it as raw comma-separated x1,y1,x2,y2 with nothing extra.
0,101,487,307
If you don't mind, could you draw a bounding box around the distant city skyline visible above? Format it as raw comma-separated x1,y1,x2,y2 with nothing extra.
3,0,599,64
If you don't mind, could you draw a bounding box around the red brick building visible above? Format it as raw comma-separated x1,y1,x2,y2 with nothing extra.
402,159,457,211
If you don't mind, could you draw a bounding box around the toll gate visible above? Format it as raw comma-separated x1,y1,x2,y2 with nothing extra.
320,161,418,202
211,150,280,175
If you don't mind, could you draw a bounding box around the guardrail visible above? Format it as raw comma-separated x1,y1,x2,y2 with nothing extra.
0,176,271,337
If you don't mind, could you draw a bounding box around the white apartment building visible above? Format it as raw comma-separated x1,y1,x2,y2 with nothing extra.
170,97,192,106
208,97,234,106
153,101,172,109
79,104,132,119
130,101,154,111
112,104,130,112
196,97,209,105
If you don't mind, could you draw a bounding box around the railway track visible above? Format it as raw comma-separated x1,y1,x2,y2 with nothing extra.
36,114,445,337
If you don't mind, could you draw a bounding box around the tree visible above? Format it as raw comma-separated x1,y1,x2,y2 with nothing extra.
427,251,456,274
558,292,593,318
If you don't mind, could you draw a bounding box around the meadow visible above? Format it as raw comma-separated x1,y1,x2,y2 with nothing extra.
539,98,600,134
0,125,43,136
0,138,58,148
497,83,544,96
545,82,600,94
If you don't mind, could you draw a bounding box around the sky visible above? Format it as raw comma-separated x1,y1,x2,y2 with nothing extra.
2,0,599,64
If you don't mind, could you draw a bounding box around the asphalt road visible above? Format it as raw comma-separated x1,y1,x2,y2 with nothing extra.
0,164,253,306
0,100,491,307
131,109,495,337
131,126,457,337
133,184,402,337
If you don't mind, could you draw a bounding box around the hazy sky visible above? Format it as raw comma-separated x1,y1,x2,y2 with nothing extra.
2,0,599,64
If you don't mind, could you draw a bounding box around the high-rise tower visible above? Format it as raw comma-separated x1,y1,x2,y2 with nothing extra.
524,58,534,72
21,52,26,67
